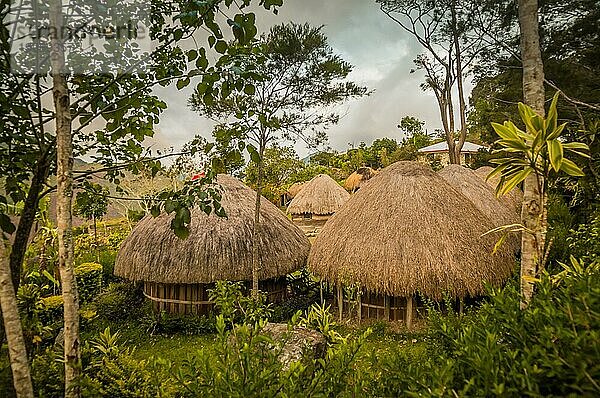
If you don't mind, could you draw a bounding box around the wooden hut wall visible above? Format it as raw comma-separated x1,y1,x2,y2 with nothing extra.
336,287,420,322
143,277,289,315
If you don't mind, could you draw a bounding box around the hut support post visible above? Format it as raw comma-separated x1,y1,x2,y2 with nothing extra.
357,291,362,324
384,295,390,321
337,282,343,321
406,296,413,329
320,280,324,305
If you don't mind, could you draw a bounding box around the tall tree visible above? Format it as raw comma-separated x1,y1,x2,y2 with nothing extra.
48,1,80,394
518,0,546,306
190,22,367,295
0,241,33,397
379,0,492,164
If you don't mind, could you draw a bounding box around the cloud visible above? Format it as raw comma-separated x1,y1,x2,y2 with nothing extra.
151,0,453,158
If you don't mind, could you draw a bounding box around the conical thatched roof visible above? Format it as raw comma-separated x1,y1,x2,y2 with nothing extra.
474,166,523,213
308,161,515,299
344,167,378,192
287,174,350,216
114,175,310,284
287,182,306,199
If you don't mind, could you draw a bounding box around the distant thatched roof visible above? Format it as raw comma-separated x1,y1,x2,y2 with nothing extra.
474,166,523,213
344,167,378,192
308,161,515,299
114,175,310,284
287,174,350,216
287,182,306,199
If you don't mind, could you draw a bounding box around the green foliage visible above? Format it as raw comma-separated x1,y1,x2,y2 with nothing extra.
364,259,600,397
16,284,55,354
490,92,590,197
92,282,145,322
74,181,109,222
546,193,575,265
75,262,103,304
143,312,216,336
209,281,273,326
40,295,64,325
567,214,600,264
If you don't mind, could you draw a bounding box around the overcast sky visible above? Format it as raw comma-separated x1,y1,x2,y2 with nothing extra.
149,0,465,158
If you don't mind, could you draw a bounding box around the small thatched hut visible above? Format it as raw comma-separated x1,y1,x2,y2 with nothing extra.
438,165,520,252
344,167,378,192
115,175,310,314
308,161,515,324
279,181,306,207
287,174,350,221
474,166,524,213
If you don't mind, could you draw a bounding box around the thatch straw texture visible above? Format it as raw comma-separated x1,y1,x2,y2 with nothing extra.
474,166,524,213
308,161,515,299
115,175,310,284
287,182,306,199
344,167,378,192
287,174,350,216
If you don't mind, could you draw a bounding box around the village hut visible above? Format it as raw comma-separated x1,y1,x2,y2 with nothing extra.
287,174,350,221
308,161,515,325
438,165,520,252
114,174,310,315
344,167,377,192
474,166,524,213
279,181,306,207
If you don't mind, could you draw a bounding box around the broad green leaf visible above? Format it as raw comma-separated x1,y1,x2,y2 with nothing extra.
492,122,518,140
499,168,532,196
559,158,585,177
547,139,563,172
546,92,560,131
546,122,566,140
498,138,529,151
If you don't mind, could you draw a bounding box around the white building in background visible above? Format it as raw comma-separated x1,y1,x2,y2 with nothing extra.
417,141,487,166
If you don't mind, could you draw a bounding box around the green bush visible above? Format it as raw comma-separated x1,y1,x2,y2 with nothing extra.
93,282,145,321
75,262,103,303
364,258,600,397
568,214,600,264
40,295,63,325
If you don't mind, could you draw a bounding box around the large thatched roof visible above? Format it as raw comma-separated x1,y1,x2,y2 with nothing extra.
344,167,378,192
114,175,310,284
287,174,350,216
474,166,524,213
308,161,515,299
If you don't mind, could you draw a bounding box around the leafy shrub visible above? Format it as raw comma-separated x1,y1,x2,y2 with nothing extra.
74,262,103,303
32,328,176,398
568,214,600,264
365,257,600,397
40,295,63,325
92,282,145,321
16,284,55,354
546,193,574,266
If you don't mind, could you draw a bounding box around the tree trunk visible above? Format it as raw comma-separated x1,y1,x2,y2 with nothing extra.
0,241,34,398
251,140,266,298
9,153,52,290
518,0,546,308
49,1,81,396
451,0,468,164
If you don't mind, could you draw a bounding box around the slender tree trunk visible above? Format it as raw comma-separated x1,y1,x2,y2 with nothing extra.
451,0,468,164
9,153,52,290
518,0,546,308
0,240,34,398
49,1,81,396
445,64,458,164
251,139,266,298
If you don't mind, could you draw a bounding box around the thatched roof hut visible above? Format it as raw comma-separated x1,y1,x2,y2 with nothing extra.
287,174,350,218
115,174,310,313
474,166,524,213
287,182,306,199
439,165,520,226
344,167,378,192
308,161,515,302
